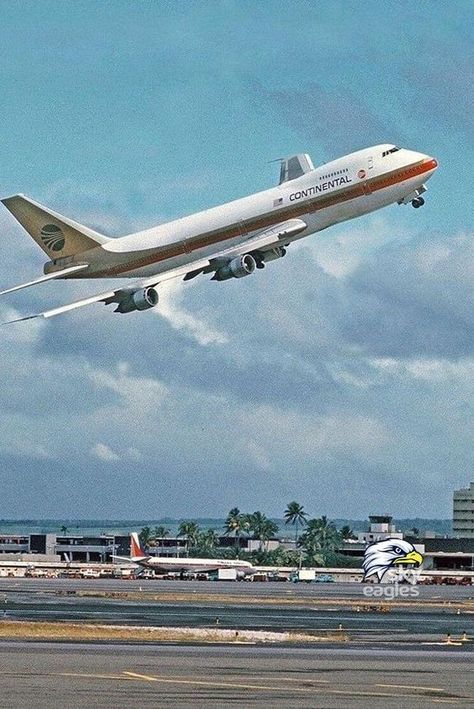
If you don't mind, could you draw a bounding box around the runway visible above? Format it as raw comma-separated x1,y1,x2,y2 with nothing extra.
2,577,474,600
0,579,473,706
0,641,472,708
1,579,473,640
0,578,473,644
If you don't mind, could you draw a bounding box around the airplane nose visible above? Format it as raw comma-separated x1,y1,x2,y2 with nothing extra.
426,156,438,170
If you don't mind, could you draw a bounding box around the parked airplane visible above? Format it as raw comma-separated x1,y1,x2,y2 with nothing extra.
0,144,438,322
113,532,255,576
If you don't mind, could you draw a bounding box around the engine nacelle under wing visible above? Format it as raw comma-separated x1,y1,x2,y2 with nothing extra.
255,246,287,267
212,254,256,281
116,286,159,313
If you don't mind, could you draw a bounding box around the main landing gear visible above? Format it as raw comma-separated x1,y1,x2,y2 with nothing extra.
412,197,425,208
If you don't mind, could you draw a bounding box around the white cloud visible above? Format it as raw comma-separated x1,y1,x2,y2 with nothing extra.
311,214,405,279
88,361,168,412
0,307,44,343
369,356,474,383
90,442,120,462
3,441,52,460
125,447,143,462
244,440,272,472
155,279,228,346
0,184,472,517
238,405,391,462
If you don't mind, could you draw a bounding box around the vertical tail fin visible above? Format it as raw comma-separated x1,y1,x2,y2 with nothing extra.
1,194,109,258
130,532,146,559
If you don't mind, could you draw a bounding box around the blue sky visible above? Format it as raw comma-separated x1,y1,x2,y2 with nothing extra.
0,1,472,519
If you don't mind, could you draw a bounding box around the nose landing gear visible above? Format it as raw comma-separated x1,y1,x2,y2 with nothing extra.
398,185,427,207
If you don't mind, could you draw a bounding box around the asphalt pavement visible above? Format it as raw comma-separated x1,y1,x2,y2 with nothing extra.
1,577,473,600
0,578,473,707
0,578,473,643
0,641,472,708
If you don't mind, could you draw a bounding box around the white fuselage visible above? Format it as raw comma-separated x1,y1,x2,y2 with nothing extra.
135,555,254,574
58,144,438,280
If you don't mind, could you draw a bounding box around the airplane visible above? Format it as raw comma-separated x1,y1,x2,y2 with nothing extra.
0,144,438,323
113,532,256,577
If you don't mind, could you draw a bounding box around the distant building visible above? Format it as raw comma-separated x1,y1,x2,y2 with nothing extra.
0,533,129,563
355,515,403,544
339,513,474,571
453,482,474,538
340,514,405,561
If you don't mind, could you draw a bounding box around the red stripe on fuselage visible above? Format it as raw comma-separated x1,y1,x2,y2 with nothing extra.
89,158,437,278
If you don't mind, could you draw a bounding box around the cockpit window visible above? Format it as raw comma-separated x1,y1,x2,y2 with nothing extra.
382,147,400,157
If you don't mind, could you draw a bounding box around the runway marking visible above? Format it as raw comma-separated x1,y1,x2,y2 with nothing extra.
56,672,137,681
265,676,329,684
122,671,332,692
432,700,461,705
50,670,466,703
121,672,460,700
376,683,445,692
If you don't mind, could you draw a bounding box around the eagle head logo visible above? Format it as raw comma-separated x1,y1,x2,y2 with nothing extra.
362,538,423,582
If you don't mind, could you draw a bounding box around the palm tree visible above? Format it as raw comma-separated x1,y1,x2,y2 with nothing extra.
284,501,309,545
298,516,341,566
153,525,170,555
177,521,200,557
340,525,356,540
247,512,279,552
138,526,154,550
196,529,219,556
225,508,247,551
60,525,69,535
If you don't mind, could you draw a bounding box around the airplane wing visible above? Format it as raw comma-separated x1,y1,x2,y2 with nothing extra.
2,218,306,324
1,258,212,324
0,264,88,296
184,218,306,280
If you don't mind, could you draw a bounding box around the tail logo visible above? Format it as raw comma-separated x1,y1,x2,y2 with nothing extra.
131,533,145,558
40,224,65,252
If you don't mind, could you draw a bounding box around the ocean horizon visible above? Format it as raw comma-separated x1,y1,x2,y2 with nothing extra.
0,518,452,537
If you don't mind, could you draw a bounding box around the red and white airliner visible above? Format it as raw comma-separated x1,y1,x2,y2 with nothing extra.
113,533,255,577
0,144,437,322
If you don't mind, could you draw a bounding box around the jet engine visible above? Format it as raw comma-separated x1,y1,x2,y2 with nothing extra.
116,286,159,313
254,246,287,268
212,254,256,281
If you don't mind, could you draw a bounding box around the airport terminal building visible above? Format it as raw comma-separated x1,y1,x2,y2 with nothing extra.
0,522,474,571
453,482,474,538
0,533,130,563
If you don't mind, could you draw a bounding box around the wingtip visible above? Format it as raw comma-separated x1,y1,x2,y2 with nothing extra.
1,193,25,205
1,313,41,325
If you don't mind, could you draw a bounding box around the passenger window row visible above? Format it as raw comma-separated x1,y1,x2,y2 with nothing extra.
319,168,349,180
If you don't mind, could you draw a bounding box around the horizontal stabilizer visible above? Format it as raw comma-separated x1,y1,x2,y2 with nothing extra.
0,264,88,297
111,554,149,564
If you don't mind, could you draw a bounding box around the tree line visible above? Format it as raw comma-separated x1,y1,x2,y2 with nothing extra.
138,502,360,568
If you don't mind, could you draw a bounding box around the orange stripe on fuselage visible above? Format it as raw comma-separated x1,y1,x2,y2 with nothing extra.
90,158,437,278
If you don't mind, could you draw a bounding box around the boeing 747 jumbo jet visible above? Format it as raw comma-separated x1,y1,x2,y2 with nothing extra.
0,144,438,322
113,533,255,577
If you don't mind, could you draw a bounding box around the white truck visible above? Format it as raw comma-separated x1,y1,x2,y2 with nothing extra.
217,568,238,581
291,569,316,583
